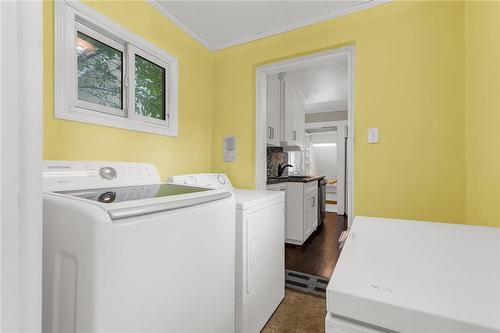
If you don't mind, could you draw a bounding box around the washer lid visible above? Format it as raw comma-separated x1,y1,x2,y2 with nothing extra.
56,183,211,204
53,184,232,221
327,217,500,332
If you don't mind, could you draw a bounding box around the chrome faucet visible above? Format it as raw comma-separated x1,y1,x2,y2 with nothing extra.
277,163,293,177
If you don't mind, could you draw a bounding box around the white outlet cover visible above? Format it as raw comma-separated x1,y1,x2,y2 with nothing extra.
368,128,379,144
224,136,236,161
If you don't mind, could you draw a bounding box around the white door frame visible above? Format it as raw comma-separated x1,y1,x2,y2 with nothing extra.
335,124,347,215
1,1,43,331
255,46,355,225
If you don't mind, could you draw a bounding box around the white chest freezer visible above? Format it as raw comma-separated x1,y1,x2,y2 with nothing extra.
326,216,500,333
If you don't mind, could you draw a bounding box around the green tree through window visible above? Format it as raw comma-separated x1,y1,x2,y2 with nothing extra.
77,32,123,109
135,55,166,121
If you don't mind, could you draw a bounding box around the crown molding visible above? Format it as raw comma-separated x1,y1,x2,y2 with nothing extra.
211,0,391,51
147,0,213,51
149,0,391,52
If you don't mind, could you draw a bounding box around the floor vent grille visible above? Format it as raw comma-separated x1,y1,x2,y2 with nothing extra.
285,270,329,297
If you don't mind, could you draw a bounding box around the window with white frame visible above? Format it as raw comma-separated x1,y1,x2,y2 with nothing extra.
55,1,179,136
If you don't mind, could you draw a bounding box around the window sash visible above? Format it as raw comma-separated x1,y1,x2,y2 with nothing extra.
55,1,179,137
74,22,126,117
127,44,170,127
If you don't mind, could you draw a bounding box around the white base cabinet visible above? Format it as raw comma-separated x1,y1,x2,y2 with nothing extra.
285,182,318,245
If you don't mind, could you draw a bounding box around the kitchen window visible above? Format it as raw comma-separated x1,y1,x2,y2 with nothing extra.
55,1,178,136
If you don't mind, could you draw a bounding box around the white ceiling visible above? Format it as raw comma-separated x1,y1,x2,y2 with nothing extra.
151,1,387,50
287,56,348,113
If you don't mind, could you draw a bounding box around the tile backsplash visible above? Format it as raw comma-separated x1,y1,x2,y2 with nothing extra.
267,147,288,177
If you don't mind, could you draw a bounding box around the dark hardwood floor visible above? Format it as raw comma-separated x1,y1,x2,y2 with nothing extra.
285,212,347,278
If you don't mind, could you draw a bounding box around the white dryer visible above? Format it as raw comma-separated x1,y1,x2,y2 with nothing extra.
168,173,285,333
326,216,500,333
43,161,236,333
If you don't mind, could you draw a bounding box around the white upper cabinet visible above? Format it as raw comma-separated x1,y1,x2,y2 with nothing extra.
266,75,281,146
281,76,305,149
266,73,305,149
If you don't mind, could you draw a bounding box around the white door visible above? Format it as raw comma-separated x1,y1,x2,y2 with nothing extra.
336,125,347,215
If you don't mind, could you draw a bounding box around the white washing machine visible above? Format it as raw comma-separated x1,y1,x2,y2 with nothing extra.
326,216,500,333
43,161,236,333
168,173,285,333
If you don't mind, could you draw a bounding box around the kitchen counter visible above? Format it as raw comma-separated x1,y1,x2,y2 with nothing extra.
267,175,325,185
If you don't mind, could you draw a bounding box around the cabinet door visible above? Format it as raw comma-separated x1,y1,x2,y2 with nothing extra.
303,190,314,239
285,183,303,243
296,97,305,150
283,82,295,144
310,188,318,230
291,88,302,147
303,185,318,240
266,75,281,146
283,80,304,147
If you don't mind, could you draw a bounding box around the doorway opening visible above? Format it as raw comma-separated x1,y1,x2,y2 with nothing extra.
256,46,354,225
306,123,347,215
255,47,355,285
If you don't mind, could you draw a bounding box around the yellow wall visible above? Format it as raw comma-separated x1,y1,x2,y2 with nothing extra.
44,1,499,226
211,1,467,224
465,2,500,227
44,1,214,179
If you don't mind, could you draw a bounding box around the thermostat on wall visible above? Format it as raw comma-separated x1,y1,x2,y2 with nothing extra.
224,136,236,162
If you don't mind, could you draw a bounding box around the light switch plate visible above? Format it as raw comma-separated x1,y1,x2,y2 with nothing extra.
368,128,379,144
224,136,236,161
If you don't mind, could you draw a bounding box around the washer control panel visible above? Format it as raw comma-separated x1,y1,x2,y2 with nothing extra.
167,173,233,189
43,161,161,192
